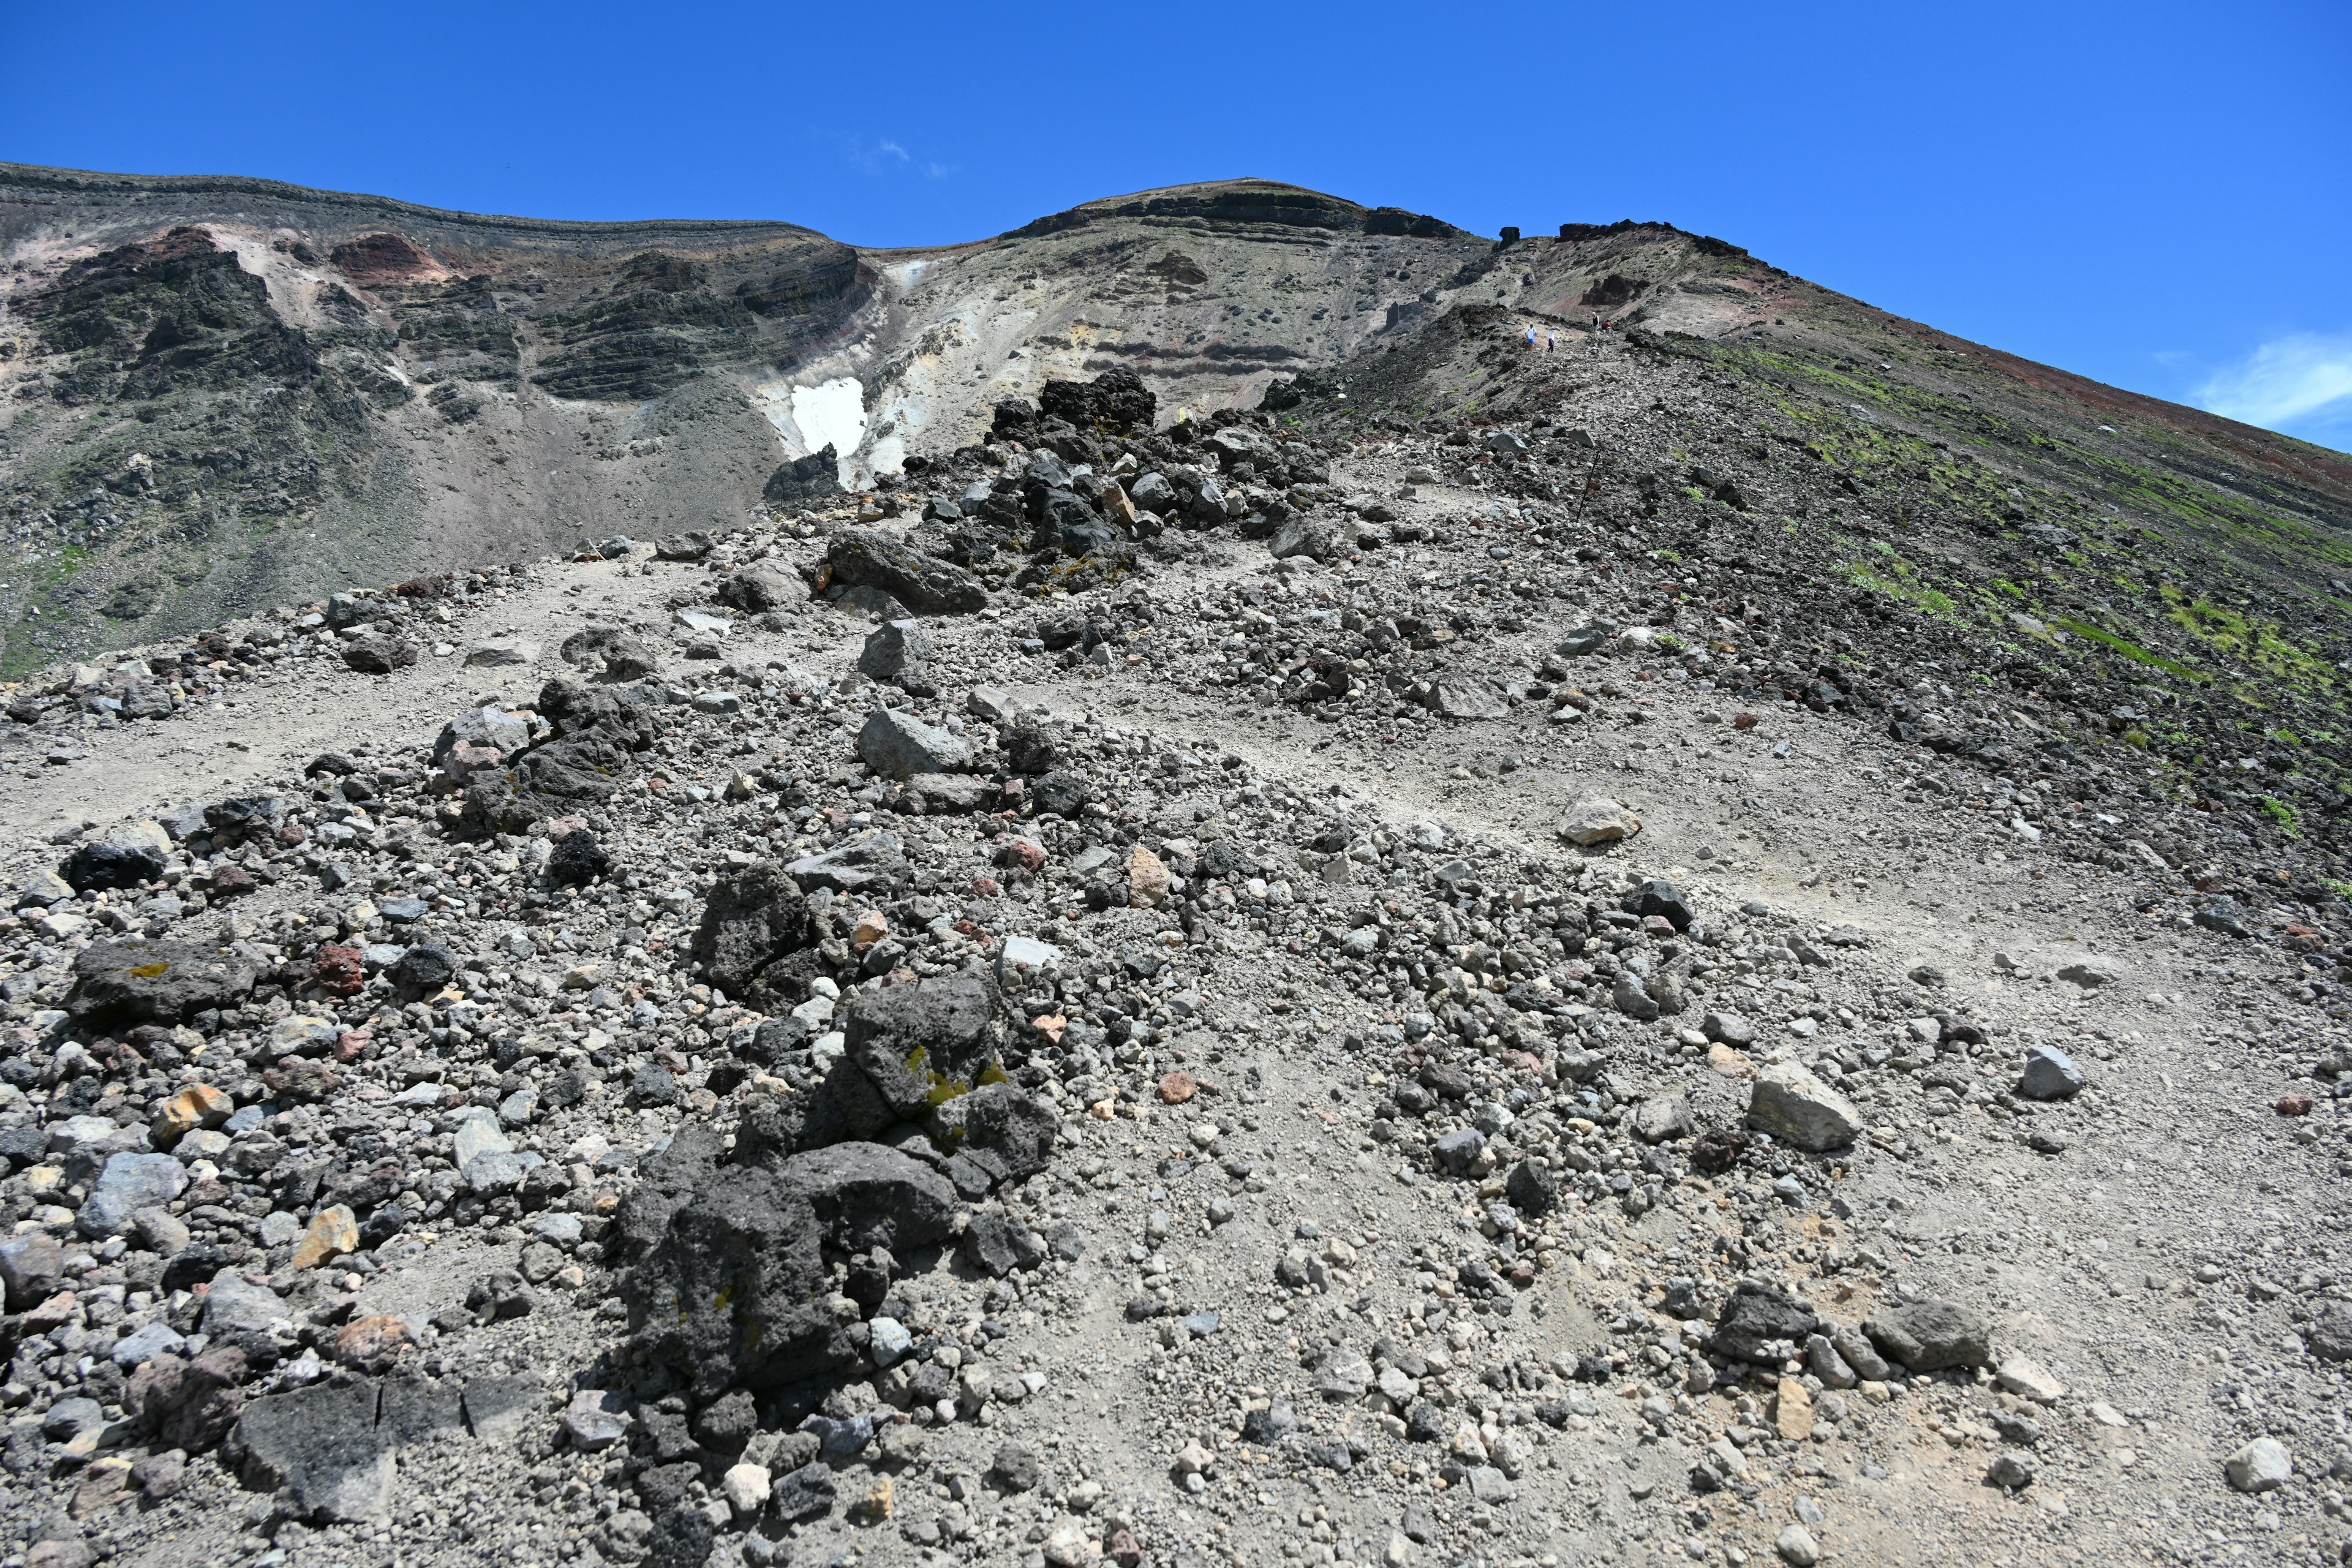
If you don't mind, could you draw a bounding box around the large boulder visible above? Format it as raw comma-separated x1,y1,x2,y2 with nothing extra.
925,1082,1057,1189
858,619,937,694
1621,878,1695,931
858,707,973,778
625,1142,956,1399
434,706,531,763
688,862,815,1013
67,939,257,1028
1423,677,1507,720
1559,797,1642,845
78,1152,190,1238
342,635,418,675
231,1378,395,1522
464,677,657,832
559,627,662,683
608,1125,728,1264
765,445,843,507
774,1141,959,1254
840,973,1003,1119
625,1163,840,1400
827,531,986,615
718,568,798,614
1746,1063,1863,1152
784,834,910,897
1038,368,1155,434
62,826,171,891
1711,1282,1819,1364
1864,1299,1992,1371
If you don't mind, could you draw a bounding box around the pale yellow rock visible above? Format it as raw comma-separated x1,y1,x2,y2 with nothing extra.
153,1084,233,1145
1128,845,1170,907
1775,1376,1815,1441
293,1204,359,1269
1706,1044,1756,1078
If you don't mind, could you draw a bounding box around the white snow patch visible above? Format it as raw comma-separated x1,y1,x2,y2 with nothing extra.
793,379,868,486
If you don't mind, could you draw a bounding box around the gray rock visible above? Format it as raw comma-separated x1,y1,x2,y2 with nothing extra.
991,1441,1042,1491
2225,1436,2291,1493
435,706,531,760
2304,1300,2352,1361
559,627,662,683
1559,797,1641,845
769,1461,838,1522
2016,1045,2084,1101
1433,1129,1485,1176
1702,1011,1755,1046
462,1376,543,1441
1866,1298,1992,1371
841,971,1002,1118
1621,878,1694,930
1746,1063,1863,1152
1268,518,1335,562
0,1231,64,1310
1504,1158,1557,1215
562,1390,633,1450
1030,771,1092,816
202,1272,285,1333
108,1322,187,1369
1711,1282,1819,1363
1631,1093,1692,1144
463,639,541,668
625,1142,956,1400
827,530,986,615
78,1153,190,1238
688,860,815,1012
859,706,973,778
1423,677,1507,720
462,1150,527,1195
1610,971,1660,1022
1804,1333,1856,1389
342,633,418,675
233,1379,395,1522
960,1212,1047,1276
67,939,257,1029
1831,1325,1891,1381
784,835,911,898
1985,1450,2036,1490
717,568,798,614
859,620,938,694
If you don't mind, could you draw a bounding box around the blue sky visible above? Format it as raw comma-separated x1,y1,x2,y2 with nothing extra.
6,0,2346,451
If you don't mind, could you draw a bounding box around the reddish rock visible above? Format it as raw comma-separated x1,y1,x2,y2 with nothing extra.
1158,1071,1197,1105
334,1313,417,1373
311,946,365,998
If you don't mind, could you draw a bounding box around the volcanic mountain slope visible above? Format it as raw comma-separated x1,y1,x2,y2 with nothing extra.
2,343,2352,1568
0,168,1482,672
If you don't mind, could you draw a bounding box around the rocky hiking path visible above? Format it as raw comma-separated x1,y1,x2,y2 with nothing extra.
0,364,2347,1568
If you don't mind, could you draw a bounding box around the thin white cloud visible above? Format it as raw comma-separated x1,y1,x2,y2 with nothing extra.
2198,333,2352,434
843,136,919,176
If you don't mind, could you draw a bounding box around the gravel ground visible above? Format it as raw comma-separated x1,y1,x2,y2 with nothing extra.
1,350,2346,1568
